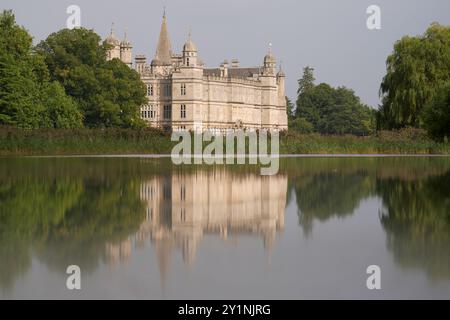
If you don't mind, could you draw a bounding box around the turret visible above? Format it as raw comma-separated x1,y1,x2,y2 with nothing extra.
105,23,121,60
182,31,198,67
120,29,133,68
263,44,276,75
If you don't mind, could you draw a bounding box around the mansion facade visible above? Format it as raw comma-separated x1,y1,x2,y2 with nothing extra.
105,14,288,132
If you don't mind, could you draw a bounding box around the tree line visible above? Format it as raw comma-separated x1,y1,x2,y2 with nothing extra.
289,23,449,141
0,10,147,129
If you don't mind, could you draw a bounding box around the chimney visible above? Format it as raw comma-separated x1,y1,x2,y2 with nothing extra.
135,54,146,74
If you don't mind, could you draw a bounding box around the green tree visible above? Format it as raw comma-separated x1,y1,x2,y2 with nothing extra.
379,23,450,129
296,71,374,136
288,117,313,134
422,82,450,141
41,82,83,128
36,28,147,128
285,96,295,119
0,10,82,129
297,66,315,95
0,10,45,128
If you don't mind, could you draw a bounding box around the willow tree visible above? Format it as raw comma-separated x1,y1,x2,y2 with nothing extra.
378,23,450,129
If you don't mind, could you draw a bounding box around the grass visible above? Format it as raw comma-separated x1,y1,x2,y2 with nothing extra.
0,127,449,156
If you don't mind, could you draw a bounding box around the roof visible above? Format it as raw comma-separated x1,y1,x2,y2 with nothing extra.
154,15,172,65
203,67,260,78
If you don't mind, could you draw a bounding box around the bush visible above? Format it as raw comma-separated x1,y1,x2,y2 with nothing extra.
289,117,314,134
422,82,450,141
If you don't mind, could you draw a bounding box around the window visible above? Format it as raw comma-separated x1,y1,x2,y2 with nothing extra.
180,208,186,222
149,105,154,118
181,83,186,95
186,57,190,66
164,105,172,119
141,105,155,119
180,104,186,118
147,84,153,96
164,84,171,97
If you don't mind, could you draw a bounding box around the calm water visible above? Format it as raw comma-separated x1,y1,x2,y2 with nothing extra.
0,156,450,299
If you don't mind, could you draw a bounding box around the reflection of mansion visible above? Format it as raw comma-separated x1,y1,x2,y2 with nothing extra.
104,12,288,132
135,169,287,280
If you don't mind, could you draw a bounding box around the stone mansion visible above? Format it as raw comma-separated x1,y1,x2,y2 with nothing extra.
105,13,288,132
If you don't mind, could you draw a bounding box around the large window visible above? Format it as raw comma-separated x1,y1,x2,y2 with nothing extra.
181,83,186,95
180,104,186,118
141,105,155,119
164,105,172,119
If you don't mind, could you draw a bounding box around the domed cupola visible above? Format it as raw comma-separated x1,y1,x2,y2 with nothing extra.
182,30,198,67
263,43,276,75
105,23,121,61
106,23,120,46
183,39,197,53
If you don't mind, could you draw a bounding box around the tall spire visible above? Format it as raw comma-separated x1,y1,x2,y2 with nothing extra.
154,9,172,65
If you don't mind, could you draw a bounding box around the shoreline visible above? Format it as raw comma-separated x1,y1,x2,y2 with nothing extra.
2,154,449,158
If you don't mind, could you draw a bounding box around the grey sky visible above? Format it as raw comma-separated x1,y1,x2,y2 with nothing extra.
2,0,449,107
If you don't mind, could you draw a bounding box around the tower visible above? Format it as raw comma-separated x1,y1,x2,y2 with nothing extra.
120,29,133,68
151,12,173,69
263,44,276,75
182,30,198,67
106,23,121,60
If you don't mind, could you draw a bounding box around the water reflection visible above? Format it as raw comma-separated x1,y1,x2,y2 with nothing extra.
0,157,450,297
287,157,450,280
106,171,287,285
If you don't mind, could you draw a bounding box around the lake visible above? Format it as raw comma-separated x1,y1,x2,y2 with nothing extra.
0,156,449,299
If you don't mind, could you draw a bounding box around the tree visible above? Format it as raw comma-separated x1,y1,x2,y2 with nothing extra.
0,10,82,129
297,66,315,95
422,82,450,141
296,69,374,136
289,117,313,134
285,96,295,119
41,82,83,128
379,23,450,129
36,28,147,128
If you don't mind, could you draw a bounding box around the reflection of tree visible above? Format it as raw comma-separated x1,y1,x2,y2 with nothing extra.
34,179,145,272
286,157,450,280
0,164,145,290
0,178,83,289
292,171,371,236
378,171,450,280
